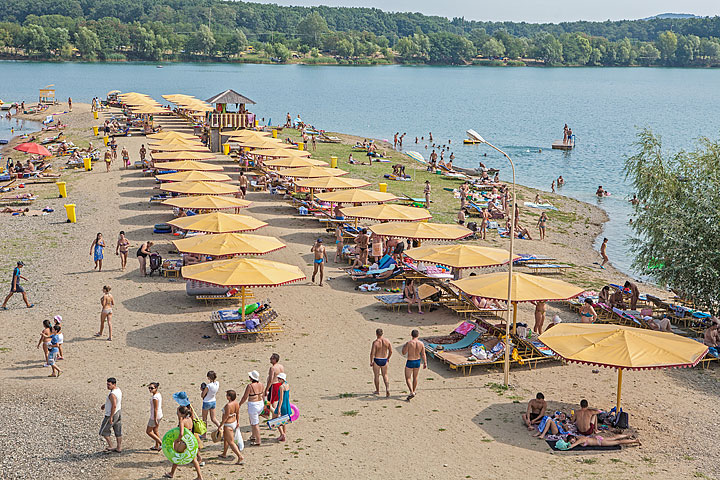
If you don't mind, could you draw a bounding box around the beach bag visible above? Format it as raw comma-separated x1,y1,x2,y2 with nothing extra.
614,409,629,429
189,405,207,435
245,318,258,330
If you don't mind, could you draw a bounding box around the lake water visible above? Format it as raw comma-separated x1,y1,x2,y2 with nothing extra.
2,61,719,275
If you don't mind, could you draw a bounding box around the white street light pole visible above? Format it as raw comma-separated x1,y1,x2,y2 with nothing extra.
467,130,516,388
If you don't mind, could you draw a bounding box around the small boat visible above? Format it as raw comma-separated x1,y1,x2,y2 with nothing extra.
156,65,163,68
463,138,482,144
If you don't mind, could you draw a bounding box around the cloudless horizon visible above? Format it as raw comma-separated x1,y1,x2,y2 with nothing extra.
246,0,720,23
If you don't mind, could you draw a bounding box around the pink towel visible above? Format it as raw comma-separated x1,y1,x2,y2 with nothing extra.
454,322,475,335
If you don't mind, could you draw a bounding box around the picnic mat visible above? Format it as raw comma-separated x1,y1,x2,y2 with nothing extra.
545,440,621,452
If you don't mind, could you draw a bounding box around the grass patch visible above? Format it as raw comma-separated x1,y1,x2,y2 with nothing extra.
0,347,10,353
579,458,597,465
694,473,710,479
485,382,511,395
341,410,359,417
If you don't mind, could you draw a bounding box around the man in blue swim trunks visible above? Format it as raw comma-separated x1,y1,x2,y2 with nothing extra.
370,328,392,397
2,261,33,310
311,238,328,286
401,329,426,401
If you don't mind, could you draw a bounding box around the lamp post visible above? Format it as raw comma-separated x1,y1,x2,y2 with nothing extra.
466,130,516,388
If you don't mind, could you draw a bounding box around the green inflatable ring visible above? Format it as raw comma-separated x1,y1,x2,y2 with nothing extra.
162,427,199,465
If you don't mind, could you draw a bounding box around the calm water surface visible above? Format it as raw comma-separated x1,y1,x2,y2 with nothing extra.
2,62,720,275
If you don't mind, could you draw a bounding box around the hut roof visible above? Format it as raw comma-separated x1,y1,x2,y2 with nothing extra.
205,89,256,105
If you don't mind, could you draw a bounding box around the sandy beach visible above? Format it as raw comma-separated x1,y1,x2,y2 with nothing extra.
1,102,718,480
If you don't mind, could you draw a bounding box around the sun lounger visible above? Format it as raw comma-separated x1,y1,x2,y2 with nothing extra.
525,264,572,275
513,254,556,265
210,308,281,341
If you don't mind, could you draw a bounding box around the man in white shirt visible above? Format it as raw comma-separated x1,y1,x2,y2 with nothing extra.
100,377,122,452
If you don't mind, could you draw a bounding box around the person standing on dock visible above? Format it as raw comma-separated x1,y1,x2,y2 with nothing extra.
563,124,568,144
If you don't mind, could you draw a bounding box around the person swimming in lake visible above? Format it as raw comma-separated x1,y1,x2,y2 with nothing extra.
596,186,606,197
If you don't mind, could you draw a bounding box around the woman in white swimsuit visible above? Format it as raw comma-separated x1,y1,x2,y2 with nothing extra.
219,390,244,464
96,285,114,341
238,371,265,446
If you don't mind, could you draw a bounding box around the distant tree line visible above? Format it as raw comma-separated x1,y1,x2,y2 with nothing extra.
1,0,720,66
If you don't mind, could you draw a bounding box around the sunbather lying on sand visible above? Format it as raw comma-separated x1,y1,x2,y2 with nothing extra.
1,207,29,214
557,433,639,450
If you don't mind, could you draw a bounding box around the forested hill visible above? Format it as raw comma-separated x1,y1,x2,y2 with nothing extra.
1,0,720,66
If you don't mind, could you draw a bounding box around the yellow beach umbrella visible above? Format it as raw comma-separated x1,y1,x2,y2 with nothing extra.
160,181,238,196
149,140,205,150
539,323,708,410
235,138,288,149
151,151,217,161
295,177,370,190
130,106,166,114
369,222,473,241
249,148,312,158
315,189,398,204
146,131,197,141
173,233,286,256
406,245,519,269
168,212,267,233
154,160,223,171
451,271,584,333
149,137,204,146
277,166,348,178
341,204,431,222
181,258,306,322
264,158,327,168
162,195,251,211
224,130,271,138
150,144,210,152
155,171,232,183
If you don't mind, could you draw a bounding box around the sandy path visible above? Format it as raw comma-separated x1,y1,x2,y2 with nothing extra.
1,105,718,480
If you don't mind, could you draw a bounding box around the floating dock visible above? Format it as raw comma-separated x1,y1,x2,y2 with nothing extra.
552,140,574,150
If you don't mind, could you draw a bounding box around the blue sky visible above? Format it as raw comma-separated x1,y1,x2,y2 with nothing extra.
248,0,720,23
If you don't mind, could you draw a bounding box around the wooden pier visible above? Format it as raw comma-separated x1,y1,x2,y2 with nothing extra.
552,140,575,150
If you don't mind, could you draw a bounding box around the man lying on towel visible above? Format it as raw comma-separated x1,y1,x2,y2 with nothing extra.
573,399,601,435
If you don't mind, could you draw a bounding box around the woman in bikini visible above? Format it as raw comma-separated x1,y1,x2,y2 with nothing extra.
532,412,569,439
561,433,639,450
91,233,105,271
237,371,266,446
164,405,204,480
36,319,52,365
97,285,114,341
403,278,423,314
579,298,597,323
116,231,130,271
537,212,548,241
219,390,244,464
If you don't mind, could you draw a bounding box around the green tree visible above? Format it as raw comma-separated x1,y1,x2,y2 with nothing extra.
625,130,720,313
535,33,563,65
676,34,700,65
46,27,69,54
75,26,100,59
636,42,660,66
699,37,720,64
273,42,290,61
481,38,504,57
656,30,677,63
21,24,49,56
224,30,247,56
192,24,216,56
428,32,475,64
561,33,591,65
296,11,328,48
336,38,354,57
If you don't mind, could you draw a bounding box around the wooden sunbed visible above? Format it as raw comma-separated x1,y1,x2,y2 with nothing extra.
525,264,572,275
197,291,250,305
210,308,281,341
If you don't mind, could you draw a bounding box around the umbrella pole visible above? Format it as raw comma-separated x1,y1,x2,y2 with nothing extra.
513,301,518,335
241,286,246,323
616,368,623,411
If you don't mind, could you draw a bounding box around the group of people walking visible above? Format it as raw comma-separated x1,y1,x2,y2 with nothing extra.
97,354,292,479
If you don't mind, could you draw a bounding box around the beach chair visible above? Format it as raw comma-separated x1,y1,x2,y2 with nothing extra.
525,264,572,275
210,308,282,341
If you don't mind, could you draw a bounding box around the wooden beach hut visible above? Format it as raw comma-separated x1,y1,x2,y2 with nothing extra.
206,89,257,152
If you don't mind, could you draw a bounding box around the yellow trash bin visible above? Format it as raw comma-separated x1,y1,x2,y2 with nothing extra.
298,142,304,151
254,119,259,127
56,181,67,198
92,126,99,136
330,156,338,168
272,129,277,139
93,111,98,120
222,143,230,155
83,157,92,171
103,135,109,146
64,204,77,223
379,183,387,192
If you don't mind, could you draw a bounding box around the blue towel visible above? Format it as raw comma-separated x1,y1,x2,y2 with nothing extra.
217,309,241,321
377,254,395,270
428,330,481,351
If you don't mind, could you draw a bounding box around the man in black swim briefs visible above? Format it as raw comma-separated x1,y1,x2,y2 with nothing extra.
522,392,547,430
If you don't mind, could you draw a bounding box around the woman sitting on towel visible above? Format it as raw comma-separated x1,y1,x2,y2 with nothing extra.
532,411,570,439
556,433,640,450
